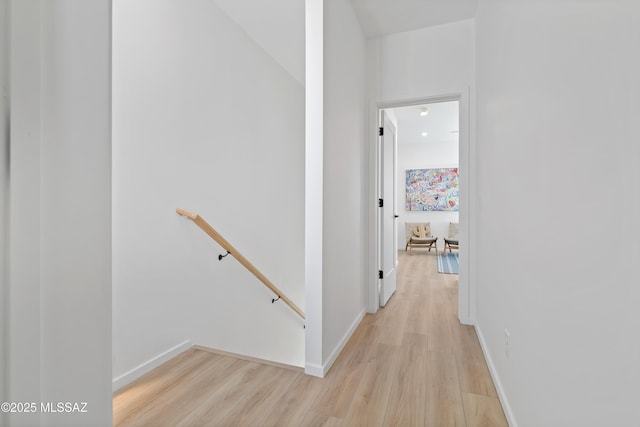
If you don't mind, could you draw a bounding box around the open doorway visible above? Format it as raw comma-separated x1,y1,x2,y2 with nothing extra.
391,100,459,255
372,93,472,323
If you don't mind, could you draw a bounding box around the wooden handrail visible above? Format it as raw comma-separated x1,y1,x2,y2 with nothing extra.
176,208,305,320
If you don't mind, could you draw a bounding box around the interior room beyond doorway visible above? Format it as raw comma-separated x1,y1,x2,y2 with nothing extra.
387,100,460,256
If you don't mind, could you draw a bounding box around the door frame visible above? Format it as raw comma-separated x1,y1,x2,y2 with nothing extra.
367,91,474,324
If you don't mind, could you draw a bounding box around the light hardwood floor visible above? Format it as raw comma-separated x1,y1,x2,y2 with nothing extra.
114,251,507,427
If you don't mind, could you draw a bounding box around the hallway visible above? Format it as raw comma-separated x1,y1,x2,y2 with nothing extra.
114,251,507,426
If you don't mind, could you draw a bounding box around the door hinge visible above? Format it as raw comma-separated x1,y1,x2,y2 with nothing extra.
378,198,383,207
379,270,383,279
379,127,384,136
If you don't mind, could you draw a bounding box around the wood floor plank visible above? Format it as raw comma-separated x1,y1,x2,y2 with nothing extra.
340,343,401,427
313,320,375,418
115,351,241,427
262,374,327,426
370,296,409,347
233,366,300,426
426,350,467,427
405,297,430,335
455,356,499,398
183,363,282,426
113,250,506,427
113,349,210,409
427,289,455,353
313,356,367,418
383,333,429,426
462,392,509,427
450,325,498,398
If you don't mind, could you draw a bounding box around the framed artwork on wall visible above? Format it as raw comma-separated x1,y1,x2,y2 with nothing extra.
406,168,459,211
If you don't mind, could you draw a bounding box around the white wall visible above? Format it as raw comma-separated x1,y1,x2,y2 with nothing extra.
0,0,8,418
475,1,640,426
210,0,305,86
369,19,475,319
377,20,475,102
8,1,112,425
113,0,305,380
321,0,367,370
8,5,42,424
397,141,459,251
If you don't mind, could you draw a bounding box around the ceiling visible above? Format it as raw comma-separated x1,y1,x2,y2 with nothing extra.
210,0,477,85
350,0,477,38
389,100,459,145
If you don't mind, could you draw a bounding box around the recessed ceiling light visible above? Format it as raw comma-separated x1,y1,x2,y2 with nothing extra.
420,108,429,117
421,132,428,137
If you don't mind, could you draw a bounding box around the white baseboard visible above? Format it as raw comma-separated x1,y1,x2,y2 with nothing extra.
112,340,192,392
459,315,474,326
315,308,366,377
474,323,518,427
193,345,303,373
304,362,324,378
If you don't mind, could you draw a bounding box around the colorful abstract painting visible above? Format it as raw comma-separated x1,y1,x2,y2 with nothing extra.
406,168,459,211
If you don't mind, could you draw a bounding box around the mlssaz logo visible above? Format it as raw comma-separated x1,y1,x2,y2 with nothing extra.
41,402,88,413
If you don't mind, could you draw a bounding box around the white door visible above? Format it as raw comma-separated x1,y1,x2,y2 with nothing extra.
379,111,398,307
